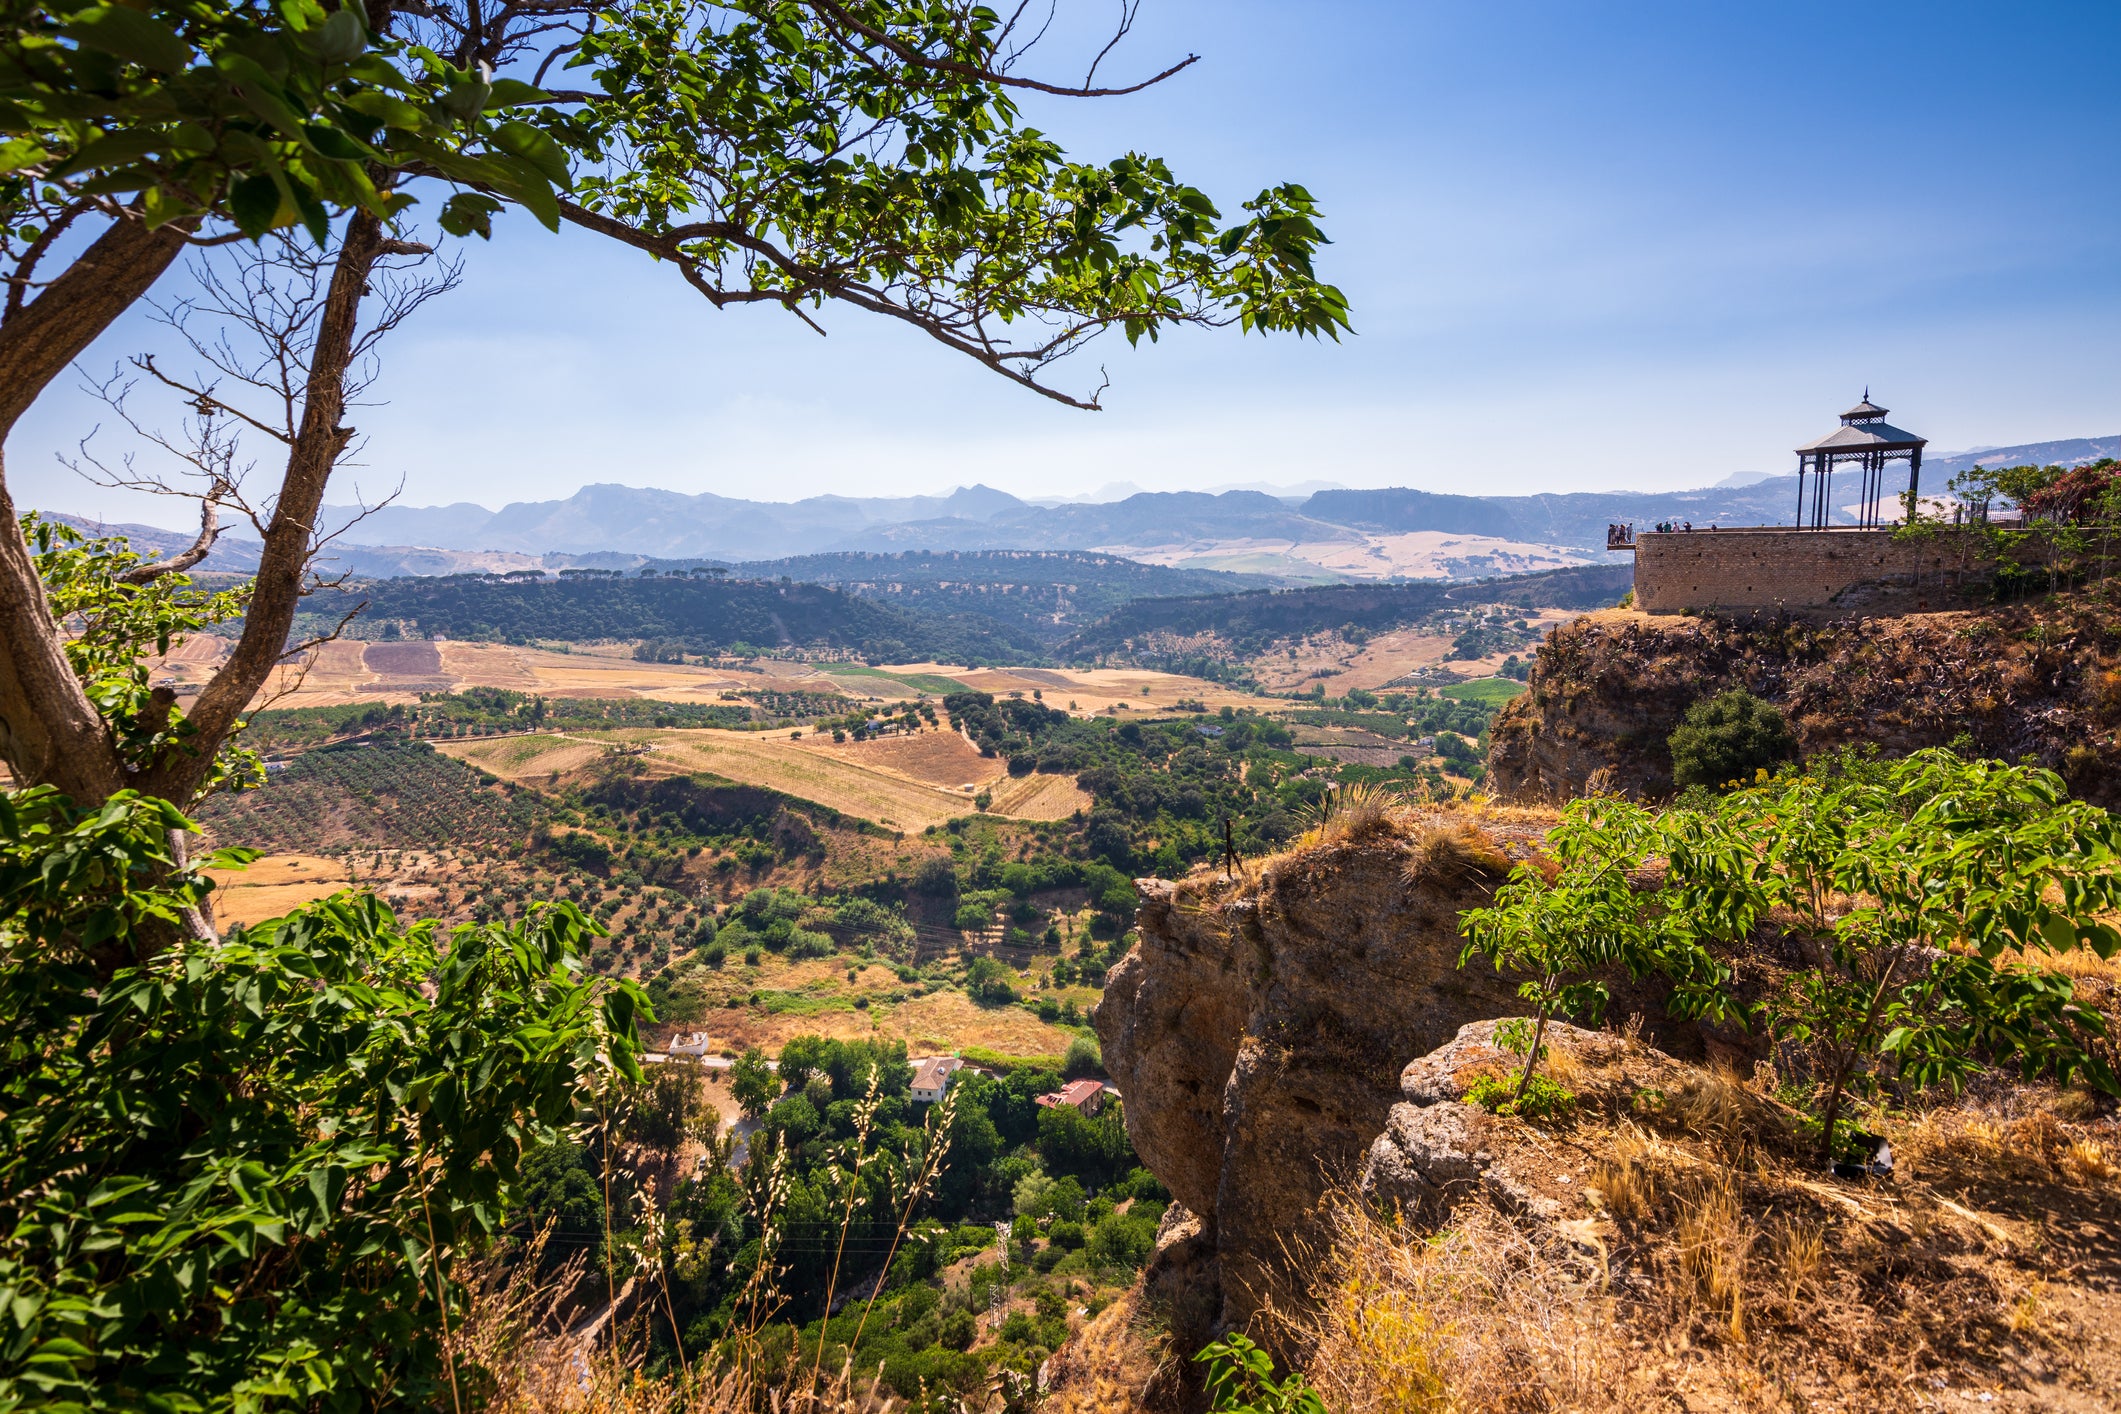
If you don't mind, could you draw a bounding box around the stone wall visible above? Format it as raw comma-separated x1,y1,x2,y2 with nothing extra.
1632,527,1993,615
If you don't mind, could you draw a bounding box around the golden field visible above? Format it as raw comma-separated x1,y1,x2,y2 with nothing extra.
439,722,1091,832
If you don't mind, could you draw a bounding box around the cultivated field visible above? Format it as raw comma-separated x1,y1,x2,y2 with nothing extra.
204,853,352,926
1247,609,1578,695
438,722,1091,831
664,953,1084,1058
158,631,1263,720
204,851,457,927
1114,528,1595,581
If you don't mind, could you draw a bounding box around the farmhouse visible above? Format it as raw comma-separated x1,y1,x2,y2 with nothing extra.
1035,1078,1107,1116
910,1055,964,1103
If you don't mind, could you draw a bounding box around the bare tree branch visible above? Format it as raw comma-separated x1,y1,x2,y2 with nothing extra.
118,481,231,585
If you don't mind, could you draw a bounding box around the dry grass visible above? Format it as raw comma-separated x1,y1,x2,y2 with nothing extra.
452,1246,890,1414
1892,1105,2121,1190
1404,820,1514,891
1289,1198,1643,1413
1672,1170,1752,1344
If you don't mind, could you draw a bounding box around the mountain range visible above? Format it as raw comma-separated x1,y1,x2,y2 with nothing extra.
50,434,2116,582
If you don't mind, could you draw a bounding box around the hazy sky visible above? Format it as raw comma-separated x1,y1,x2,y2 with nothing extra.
21,0,2121,527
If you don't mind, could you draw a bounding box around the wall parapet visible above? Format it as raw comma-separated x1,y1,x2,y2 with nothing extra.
1632,527,1994,616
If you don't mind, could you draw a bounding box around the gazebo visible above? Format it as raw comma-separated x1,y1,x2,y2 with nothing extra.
1794,392,1926,529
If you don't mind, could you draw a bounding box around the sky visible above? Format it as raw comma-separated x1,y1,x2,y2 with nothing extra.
19,0,2121,527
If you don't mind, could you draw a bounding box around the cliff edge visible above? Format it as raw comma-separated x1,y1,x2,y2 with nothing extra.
1092,808,1694,1356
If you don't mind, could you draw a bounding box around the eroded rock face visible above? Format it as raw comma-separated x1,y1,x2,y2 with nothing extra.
1097,821,1679,1343
1487,602,2121,805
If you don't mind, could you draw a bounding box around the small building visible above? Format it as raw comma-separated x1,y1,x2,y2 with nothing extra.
1035,1078,1106,1116
667,1030,712,1058
910,1055,964,1103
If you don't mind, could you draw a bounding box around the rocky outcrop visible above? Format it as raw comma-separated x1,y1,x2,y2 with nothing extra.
1487,598,2121,804
1360,1019,1603,1222
1095,814,1691,1350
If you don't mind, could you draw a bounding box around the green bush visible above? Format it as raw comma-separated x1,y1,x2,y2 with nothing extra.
1463,1070,1576,1121
965,956,1017,1005
0,788,640,1410
1667,688,1797,791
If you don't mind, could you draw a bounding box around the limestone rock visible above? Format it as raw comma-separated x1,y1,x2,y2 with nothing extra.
1094,822,1682,1345
1398,1018,1605,1106
1359,1100,1489,1212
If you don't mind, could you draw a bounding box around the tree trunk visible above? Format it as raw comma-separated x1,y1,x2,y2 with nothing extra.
1512,1000,1552,1107
0,215,193,797
142,211,386,807
1816,1052,1853,1170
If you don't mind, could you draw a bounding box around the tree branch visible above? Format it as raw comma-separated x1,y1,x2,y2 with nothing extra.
119,484,230,585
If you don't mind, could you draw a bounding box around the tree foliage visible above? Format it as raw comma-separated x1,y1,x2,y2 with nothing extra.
0,785,643,1408
1686,749,2121,1160
1667,688,1797,793
1459,797,1733,1105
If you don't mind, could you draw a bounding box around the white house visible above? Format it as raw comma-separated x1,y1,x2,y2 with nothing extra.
910,1055,965,1103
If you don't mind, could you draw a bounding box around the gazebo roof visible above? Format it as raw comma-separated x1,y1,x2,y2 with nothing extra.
1798,391,1925,455
1797,421,1926,454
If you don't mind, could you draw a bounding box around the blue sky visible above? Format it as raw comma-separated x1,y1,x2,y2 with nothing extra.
22,0,2121,526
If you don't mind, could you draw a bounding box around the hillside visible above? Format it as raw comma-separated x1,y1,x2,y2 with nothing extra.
291,575,1043,663
1060,564,1633,672
1087,798,2121,1411
646,550,1286,642
51,437,2116,586
1487,594,2121,804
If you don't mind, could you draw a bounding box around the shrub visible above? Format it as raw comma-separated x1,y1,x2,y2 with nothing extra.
939,1308,978,1351
1667,688,1797,791
1464,1071,1577,1121
0,790,641,1409
1062,1036,1103,1079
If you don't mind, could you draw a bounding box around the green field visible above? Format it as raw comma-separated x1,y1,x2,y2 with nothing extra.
1440,677,1527,707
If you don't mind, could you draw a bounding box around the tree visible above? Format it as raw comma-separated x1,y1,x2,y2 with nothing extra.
1668,688,1798,792
0,0,1346,864
730,1044,778,1118
965,954,1016,1005
1458,797,1731,1109
1681,750,2121,1164
1062,1035,1103,1080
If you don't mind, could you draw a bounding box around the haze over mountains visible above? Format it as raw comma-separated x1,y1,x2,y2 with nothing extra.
54,435,2118,584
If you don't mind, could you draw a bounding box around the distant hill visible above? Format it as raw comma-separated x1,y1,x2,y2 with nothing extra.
827,489,1355,553
1922,436,2121,479
45,434,2114,576
309,483,1033,560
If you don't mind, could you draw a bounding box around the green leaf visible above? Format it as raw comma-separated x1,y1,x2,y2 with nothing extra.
66,6,193,73
314,7,367,63
490,120,571,188
0,136,49,174
485,78,552,109
229,174,281,239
